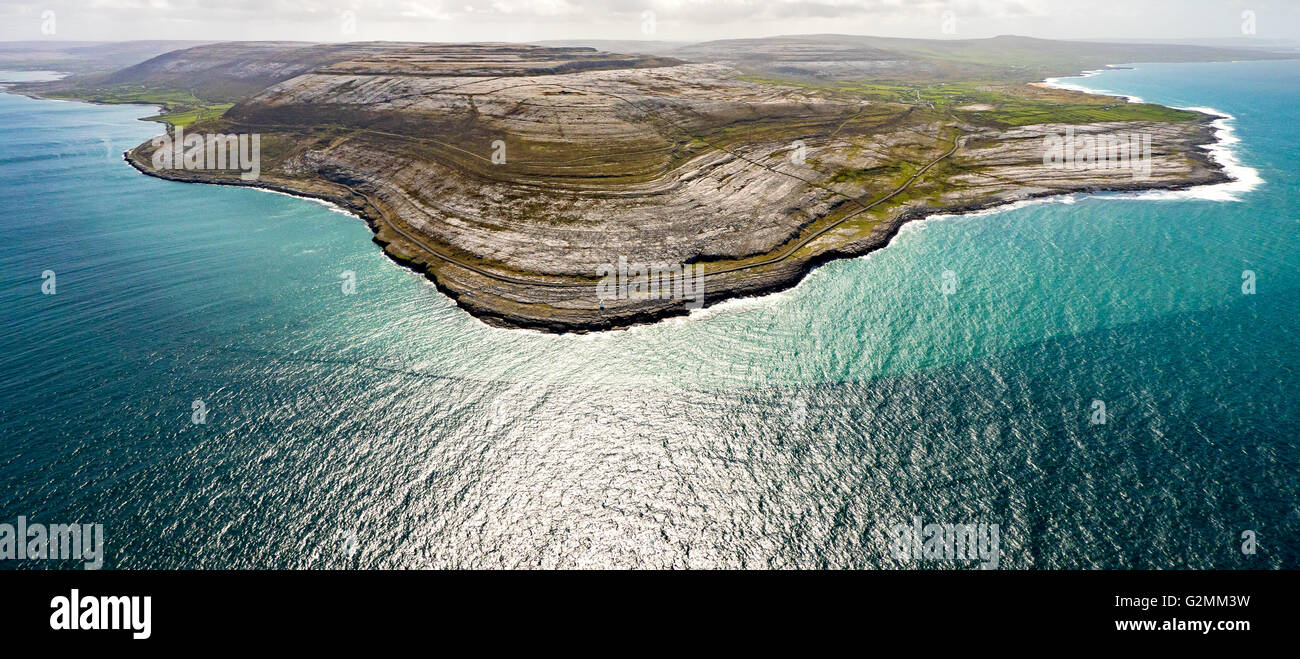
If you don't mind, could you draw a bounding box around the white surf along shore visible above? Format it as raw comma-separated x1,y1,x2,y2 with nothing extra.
688,62,1265,326
1043,64,1260,202
900,62,1262,241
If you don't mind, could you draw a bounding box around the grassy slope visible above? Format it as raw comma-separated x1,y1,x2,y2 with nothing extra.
42,84,232,128
739,77,1200,127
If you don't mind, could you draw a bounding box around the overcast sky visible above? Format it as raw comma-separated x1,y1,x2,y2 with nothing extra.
2,0,1298,44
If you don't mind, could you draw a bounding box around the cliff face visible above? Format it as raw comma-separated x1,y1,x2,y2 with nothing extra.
127,44,1229,332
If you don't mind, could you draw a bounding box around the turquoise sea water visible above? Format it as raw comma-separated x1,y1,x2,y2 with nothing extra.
1,61,1296,568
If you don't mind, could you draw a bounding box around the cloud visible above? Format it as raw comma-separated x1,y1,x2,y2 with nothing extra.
0,0,1052,24
0,0,1293,41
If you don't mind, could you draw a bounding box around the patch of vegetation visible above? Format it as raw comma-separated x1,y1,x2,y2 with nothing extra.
738,76,1201,127
827,165,895,184
46,84,234,128
149,103,234,128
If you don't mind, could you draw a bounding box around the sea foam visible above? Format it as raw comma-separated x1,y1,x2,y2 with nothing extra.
1042,67,1260,202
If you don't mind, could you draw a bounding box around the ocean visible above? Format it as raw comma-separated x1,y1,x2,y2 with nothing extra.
1,60,1296,568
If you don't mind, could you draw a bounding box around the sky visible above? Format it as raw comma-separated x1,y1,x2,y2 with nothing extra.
1,0,1298,44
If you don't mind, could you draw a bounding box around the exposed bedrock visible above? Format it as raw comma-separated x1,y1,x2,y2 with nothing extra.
128,48,1230,332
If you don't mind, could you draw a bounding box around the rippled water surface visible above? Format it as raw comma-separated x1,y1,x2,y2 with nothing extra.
1,61,1297,568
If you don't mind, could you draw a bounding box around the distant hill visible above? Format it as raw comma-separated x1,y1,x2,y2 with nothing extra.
91,41,422,101
671,34,1296,82
0,40,213,74
26,40,680,103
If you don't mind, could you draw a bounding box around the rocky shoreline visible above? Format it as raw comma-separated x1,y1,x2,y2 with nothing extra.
126,115,1232,335
9,37,1278,334
124,113,1231,333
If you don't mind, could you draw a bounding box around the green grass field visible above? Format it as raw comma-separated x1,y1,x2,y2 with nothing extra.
48,84,233,128
739,76,1200,127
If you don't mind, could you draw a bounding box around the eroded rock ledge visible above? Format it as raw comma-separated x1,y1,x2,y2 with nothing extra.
125,45,1230,332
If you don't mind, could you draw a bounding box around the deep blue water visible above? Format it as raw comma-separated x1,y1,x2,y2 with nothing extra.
1,61,1296,568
